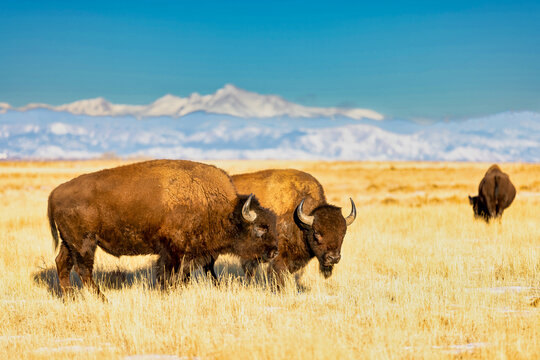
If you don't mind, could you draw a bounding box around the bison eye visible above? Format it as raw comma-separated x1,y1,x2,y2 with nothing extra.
254,226,267,238
314,232,323,243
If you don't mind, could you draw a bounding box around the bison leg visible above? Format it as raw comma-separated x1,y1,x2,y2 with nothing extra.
72,237,105,300
242,259,259,280
179,261,192,283
495,200,506,219
485,198,497,220
203,257,218,280
267,259,288,289
155,248,180,289
55,241,75,297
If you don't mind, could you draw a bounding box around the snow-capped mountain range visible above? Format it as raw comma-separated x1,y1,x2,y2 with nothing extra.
0,85,539,161
6,84,383,120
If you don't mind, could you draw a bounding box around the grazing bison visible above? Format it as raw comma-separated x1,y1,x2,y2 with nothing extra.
48,160,278,297
203,169,356,284
468,164,516,222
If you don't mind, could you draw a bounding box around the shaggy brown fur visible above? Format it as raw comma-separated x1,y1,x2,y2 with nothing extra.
203,169,355,284
48,160,278,297
468,164,516,222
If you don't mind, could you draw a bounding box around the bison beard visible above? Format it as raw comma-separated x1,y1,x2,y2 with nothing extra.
47,160,278,298
319,264,334,278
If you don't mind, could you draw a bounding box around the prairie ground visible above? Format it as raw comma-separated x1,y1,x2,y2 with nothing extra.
0,160,539,359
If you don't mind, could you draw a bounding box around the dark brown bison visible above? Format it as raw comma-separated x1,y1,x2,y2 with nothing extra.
469,164,516,222
47,160,278,297
203,169,356,284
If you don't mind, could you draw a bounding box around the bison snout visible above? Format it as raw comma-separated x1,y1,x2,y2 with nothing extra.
265,248,279,261
325,253,341,265
269,249,279,259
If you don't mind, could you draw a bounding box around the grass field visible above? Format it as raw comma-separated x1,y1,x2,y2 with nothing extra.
1,160,539,359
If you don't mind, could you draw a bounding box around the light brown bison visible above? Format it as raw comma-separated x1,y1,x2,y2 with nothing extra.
468,164,516,222
203,169,356,284
48,160,278,297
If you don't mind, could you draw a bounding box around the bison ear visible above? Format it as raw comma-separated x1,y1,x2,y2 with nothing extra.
468,195,473,205
254,226,267,238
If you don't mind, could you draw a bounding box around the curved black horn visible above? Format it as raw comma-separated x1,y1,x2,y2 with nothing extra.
242,194,257,222
296,199,314,227
345,198,356,226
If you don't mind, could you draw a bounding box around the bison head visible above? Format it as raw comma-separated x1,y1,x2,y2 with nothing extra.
469,195,489,221
295,198,356,278
233,194,279,263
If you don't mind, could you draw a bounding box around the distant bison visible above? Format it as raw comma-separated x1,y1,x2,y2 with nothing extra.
203,169,356,284
48,160,278,297
469,164,516,222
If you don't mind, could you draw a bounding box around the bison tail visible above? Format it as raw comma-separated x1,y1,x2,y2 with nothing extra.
47,194,60,252
494,175,499,199
492,175,502,217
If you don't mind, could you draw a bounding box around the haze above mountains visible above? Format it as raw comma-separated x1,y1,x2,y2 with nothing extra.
0,85,538,162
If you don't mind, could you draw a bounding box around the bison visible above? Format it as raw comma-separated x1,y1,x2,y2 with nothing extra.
468,164,516,222
47,160,278,297
203,169,356,284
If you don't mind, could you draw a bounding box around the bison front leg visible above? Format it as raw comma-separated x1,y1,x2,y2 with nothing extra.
267,259,288,289
242,259,260,280
202,257,218,280
72,237,106,301
55,241,75,298
155,248,181,289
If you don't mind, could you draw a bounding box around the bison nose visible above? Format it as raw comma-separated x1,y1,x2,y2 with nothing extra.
268,249,279,260
325,254,341,265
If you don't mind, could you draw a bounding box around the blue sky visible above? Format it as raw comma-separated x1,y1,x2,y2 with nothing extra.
1,0,539,119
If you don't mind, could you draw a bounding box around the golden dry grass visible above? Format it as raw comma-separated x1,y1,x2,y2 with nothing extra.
0,160,539,359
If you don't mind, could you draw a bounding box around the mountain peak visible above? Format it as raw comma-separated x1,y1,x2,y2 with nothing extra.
56,97,113,115
214,84,249,99
11,85,384,120
154,94,183,103
58,97,111,107
220,83,240,92
0,102,10,114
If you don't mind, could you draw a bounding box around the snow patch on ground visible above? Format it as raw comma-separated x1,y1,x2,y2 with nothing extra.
34,345,105,354
486,286,539,294
124,355,197,360
0,335,32,342
404,342,489,355
434,342,489,355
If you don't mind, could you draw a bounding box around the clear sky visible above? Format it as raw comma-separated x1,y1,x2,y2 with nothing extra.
1,0,539,119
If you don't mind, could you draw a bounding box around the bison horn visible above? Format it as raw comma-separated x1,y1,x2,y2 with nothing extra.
296,199,314,227
242,194,257,222
345,198,356,226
